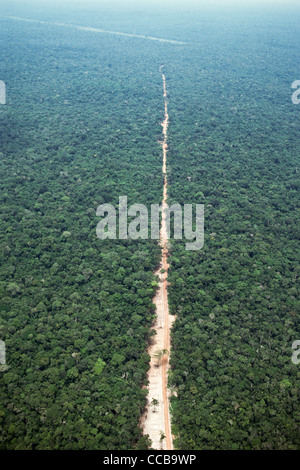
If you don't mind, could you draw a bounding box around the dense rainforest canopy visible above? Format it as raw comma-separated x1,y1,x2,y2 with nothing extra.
0,3,299,450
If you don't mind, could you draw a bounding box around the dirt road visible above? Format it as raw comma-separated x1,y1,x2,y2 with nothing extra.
141,66,175,450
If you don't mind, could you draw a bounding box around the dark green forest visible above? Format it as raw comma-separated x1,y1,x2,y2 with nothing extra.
0,16,166,449
166,13,300,449
0,2,299,450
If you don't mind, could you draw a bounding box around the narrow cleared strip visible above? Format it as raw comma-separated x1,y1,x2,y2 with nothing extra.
2,16,187,45
141,66,175,451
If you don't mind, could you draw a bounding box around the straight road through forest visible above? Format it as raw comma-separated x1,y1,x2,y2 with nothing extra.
141,66,175,451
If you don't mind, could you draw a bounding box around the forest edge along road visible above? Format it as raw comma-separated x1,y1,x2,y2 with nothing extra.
141,66,175,451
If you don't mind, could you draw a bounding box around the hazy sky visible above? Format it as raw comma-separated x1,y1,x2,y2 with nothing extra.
2,0,300,19
46,0,300,4
3,0,300,7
